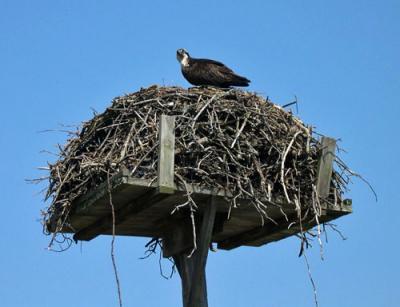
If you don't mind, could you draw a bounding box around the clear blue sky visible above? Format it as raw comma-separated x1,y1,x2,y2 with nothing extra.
1,1,399,306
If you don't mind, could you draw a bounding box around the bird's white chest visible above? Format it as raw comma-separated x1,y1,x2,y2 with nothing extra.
180,55,190,67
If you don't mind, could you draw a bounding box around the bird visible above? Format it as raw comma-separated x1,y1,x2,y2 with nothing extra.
176,49,250,88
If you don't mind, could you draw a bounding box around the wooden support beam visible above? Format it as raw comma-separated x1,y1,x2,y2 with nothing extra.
316,137,336,199
219,210,352,250
73,190,169,241
173,196,217,307
217,214,296,250
189,196,217,307
162,211,225,258
173,253,194,307
163,217,193,258
158,115,176,194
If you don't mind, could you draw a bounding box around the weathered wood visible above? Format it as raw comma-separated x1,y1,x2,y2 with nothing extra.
218,208,350,250
218,214,296,250
173,254,194,307
58,141,350,248
158,115,176,194
173,196,217,307
188,196,216,307
73,168,131,216
162,211,225,258
162,217,193,258
247,208,351,247
316,137,336,199
73,190,169,241
67,173,350,245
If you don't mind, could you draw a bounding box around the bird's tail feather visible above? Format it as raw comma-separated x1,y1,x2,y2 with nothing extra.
233,75,251,87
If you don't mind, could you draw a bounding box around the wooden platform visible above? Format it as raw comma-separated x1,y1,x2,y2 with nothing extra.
48,115,352,307
50,167,351,251
48,115,352,254
48,115,352,253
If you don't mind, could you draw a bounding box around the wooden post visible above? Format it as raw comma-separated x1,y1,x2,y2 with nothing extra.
173,196,217,307
158,115,176,194
173,253,195,307
163,217,194,258
316,137,336,199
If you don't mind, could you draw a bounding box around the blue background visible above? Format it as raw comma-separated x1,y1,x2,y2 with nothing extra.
1,1,398,306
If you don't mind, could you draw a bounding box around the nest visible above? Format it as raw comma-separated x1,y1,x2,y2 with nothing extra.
43,85,350,243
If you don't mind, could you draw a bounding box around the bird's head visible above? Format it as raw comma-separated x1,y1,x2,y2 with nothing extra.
176,48,190,67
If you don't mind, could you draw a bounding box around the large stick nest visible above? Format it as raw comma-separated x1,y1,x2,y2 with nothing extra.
43,85,350,242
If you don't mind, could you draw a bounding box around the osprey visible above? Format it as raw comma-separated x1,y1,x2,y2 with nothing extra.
176,49,250,88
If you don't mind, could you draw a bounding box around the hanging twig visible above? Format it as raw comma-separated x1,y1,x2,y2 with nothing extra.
107,172,123,307
303,252,319,307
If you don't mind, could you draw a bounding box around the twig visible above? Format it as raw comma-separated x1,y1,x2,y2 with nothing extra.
107,172,123,307
191,94,217,128
281,131,301,203
230,114,249,148
303,252,319,307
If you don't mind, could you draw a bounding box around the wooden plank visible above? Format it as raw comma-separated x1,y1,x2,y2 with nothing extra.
316,137,336,199
218,205,352,250
158,115,176,194
73,168,130,215
248,209,351,247
217,214,296,250
46,170,131,233
73,190,170,241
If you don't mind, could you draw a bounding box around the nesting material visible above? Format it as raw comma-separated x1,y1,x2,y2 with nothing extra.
43,85,349,239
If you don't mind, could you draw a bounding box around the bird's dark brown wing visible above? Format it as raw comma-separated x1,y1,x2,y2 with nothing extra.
194,58,228,67
183,58,250,87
